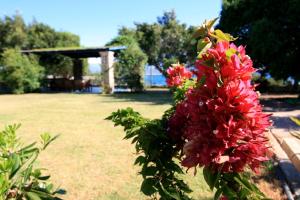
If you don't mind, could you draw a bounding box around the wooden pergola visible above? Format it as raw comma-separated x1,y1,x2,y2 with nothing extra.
21,46,126,94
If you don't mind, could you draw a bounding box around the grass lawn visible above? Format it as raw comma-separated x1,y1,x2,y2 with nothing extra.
0,91,212,200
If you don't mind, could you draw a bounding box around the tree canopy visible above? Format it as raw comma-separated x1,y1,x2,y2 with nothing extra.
118,10,197,76
0,14,81,78
218,0,300,86
0,48,43,93
0,14,27,49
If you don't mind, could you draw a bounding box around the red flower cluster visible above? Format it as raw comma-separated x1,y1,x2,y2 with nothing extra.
168,41,271,173
166,64,193,87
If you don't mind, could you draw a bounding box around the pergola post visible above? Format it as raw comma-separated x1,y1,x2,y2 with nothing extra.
73,58,83,80
100,51,115,94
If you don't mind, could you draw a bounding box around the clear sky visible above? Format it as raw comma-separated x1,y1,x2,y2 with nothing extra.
1,0,222,47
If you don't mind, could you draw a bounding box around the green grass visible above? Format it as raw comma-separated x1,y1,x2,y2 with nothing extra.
0,91,212,200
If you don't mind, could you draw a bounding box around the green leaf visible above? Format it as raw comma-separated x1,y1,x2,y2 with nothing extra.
134,156,146,166
203,167,217,191
123,131,137,140
225,48,237,59
41,133,59,150
197,75,206,88
141,178,157,196
239,188,250,199
165,161,183,174
142,166,157,176
233,176,252,193
197,38,212,55
236,173,266,197
176,180,192,193
18,142,37,152
37,175,51,180
192,18,218,39
131,136,139,144
214,188,223,200
206,18,218,30
222,185,237,200
9,153,21,178
159,183,181,200
210,29,237,42
46,183,54,192
192,26,206,39
26,192,42,200
29,189,55,198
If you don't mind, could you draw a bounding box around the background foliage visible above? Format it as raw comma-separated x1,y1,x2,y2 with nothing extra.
0,48,44,94
0,14,83,93
116,10,197,76
0,124,60,200
106,35,147,92
218,0,300,89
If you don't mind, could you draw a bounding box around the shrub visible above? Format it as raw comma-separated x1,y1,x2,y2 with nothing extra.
0,124,61,200
0,48,44,94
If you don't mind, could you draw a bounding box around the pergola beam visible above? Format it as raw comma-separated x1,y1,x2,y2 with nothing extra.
21,46,126,58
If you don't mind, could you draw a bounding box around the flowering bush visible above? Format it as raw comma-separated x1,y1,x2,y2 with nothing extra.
169,41,271,174
108,19,272,200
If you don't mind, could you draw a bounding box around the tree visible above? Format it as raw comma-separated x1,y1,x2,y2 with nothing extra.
26,21,82,77
218,0,300,89
134,10,196,76
0,14,27,51
26,22,57,49
0,49,44,94
106,11,198,77
107,35,147,92
135,23,162,72
39,54,74,78
55,31,80,47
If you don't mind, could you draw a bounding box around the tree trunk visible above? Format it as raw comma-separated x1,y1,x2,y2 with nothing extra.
153,64,167,77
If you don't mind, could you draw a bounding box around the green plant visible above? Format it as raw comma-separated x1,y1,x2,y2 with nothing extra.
0,48,44,94
106,108,192,200
0,124,61,200
218,0,300,89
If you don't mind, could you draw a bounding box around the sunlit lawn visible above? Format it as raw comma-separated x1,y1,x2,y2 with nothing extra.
0,90,212,200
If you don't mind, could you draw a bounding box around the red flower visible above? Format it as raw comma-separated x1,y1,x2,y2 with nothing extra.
166,64,192,87
220,196,228,200
168,41,271,173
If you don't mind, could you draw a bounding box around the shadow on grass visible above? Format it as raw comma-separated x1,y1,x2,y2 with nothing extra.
261,97,300,112
270,115,300,131
101,89,172,105
277,159,300,197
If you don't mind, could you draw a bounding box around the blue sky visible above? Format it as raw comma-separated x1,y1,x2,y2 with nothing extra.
1,0,222,47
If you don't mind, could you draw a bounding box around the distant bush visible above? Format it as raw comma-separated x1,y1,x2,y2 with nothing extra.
0,48,44,94
253,75,298,93
0,124,61,199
